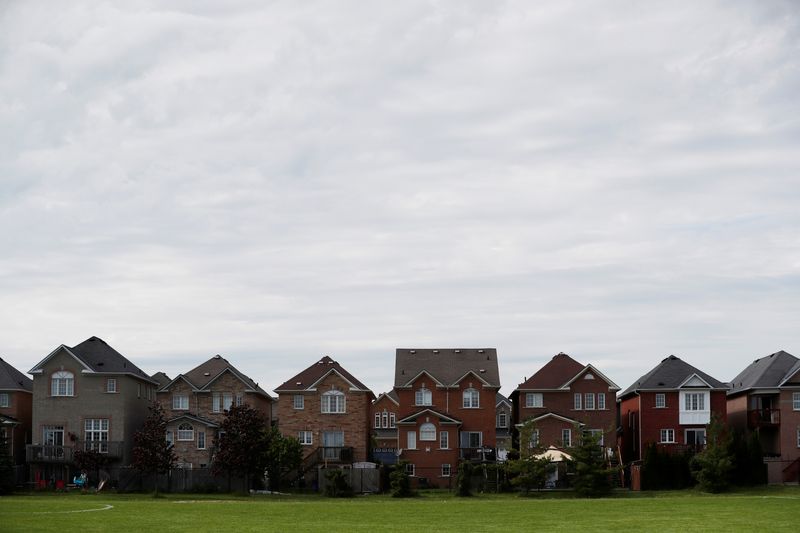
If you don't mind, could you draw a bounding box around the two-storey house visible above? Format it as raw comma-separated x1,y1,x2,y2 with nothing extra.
156,354,273,469
1,357,33,478
495,393,512,461
393,348,501,485
511,352,619,453
727,350,800,483
275,356,374,471
27,337,159,485
370,391,399,464
618,355,728,463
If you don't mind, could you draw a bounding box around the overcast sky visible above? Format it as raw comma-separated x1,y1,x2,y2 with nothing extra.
1,1,799,397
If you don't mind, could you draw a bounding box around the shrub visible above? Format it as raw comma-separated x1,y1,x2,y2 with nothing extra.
390,462,413,498
456,461,473,497
324,469,353,498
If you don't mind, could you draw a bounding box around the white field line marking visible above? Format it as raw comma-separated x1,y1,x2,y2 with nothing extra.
23,504,114,514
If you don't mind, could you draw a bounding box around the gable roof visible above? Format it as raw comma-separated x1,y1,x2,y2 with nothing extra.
728,350,799,395
619,355,727,398
163,355,270,397
496,392,511,408
396,408,462,425
394,348,500,388
150,372,172,389
781,359,800,387
167,413,220,428
274,356,372,393
374,390,399,405
29,337,157,385
517,353,586,390
0,357,33,392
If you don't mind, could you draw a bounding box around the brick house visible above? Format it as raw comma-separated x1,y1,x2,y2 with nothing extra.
511,353,619,453
26,337,159,485
370,391,399,464
495,393,512,461
1,357,33,475
156,354,273,469
618,355,728,463
393,348,501,485
274,356,374,468
727,350,800,483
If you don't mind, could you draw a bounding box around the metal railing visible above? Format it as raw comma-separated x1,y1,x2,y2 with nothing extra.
748,409,780,428
27,441,124,462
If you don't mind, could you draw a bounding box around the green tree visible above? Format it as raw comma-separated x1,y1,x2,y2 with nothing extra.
691,414,734,493
390,462,414,497
132,402,176,496
263,427,302,491
213,404,270,491
0,430,14,494
456,460,473,497
569,430,612,497
507,454,551,493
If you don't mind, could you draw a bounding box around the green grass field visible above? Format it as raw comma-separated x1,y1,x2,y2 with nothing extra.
2,487,799,532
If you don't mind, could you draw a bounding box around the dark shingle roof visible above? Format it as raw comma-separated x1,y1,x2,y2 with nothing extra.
30,337,155,383
619,355,727,398
0,357,33,391
151,372,172,388
172,355,270,397
516,353,586,390
275,355,372,393
783,360,800,385
728,350,799,396
394,348,500,388
496,392,511,406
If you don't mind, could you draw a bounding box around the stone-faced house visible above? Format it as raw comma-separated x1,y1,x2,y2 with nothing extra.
27,337,159,485
370,391,399,464
618,355,728,463
156,354,273,469
1,357,33,475
393,348,501,485
274,356,374,467
727,350,800,483
511,352,619,453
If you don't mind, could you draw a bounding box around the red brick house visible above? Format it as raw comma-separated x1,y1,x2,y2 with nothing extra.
393,348,500,485
274,356,374,468
156,354,273,469
1,357,33,476
370,391,399,464
618,355,728,463
511,352,619,453
727,350,800,483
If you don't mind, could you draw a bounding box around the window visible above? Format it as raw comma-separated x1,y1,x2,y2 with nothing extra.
793,392,800,411
685,428,706,446
166,431,173,446
797,428,800,448
420,423,436,441
173,394,189,410
374,413,381,428
223,393,233,411
177,423,194,441
684,392,705,411
293,394,304,410
586,429,604,446
406,463,415,476
529,429,540,448
299,431,313,445
321,390,346,413
415,387,432,406
322,431,344,459
84,419,109,453
597,393,606,410
497,412,508,428
197,431,206,449
51,371,74,396
137,383,141,398
525,393,543,408
655,393,666,408
382,412,389,428
660,429,675,443
441,464,451,477
390,413,396,428
106,379,117,393
440,431,449,449
460,431,482,448
584,393,595,410
407,431,417,450
235,394,243,407
561,428,571,447
213,393,221,412
574,393,582,410
462,388,479,408
0,393,8,407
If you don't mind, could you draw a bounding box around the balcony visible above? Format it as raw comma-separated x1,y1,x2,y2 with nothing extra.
748,409,780,429
318,446,354,463
27,441,124,463
459,447,495,462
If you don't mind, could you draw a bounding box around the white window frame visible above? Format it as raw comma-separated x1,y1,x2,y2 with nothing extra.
597,393,606,410
173,394,189,410
374,413,381,428
586,429,604,446
223,393,233,411
406,463,415,476
407,431,417,450
106,378,117,393
420,423,436,441
562,428,571,447
793,392,800,411
497,412,508,428
660,428,675,443
51,371,74,397
525,393,543,408
584,393,595,410
655,393,666,408
439,431,449,449
298,431,313,445
166,430,173,446
197,431,206,450
84,419,109,453
0,393,8,407
212,393,221,412
462,388,479,408
382,412,389,428
389,412,396,428
321,390,346,414
441,464,451,477
415,388,432,406
177,423,194,441
293,394,304,410
685,428,706,446
679,390,710,424
574,393,582,410
529,429,540,448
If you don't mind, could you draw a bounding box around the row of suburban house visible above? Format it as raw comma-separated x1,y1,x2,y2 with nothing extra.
2,337,800,488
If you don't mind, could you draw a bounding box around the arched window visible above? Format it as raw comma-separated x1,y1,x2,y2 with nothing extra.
177,423,194,441
420,423,436,441
415,387,432,406
462,388,479,408
51,371,74,397
321,390,346,413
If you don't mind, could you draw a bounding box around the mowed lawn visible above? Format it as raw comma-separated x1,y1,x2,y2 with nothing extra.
2,487,799,533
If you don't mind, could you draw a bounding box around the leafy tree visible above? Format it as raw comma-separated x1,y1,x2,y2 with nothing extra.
456,460,473,497
132,402,177,495
390,462,413,497
516,419,539,459
324,469,353,497
213,404,270,490
264,427,302,491
506,454,551,493
0,430,14,494
691,414,734,493
569,430,612,497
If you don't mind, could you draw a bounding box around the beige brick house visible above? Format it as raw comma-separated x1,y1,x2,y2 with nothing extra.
156,354,273,469
274,356,374,468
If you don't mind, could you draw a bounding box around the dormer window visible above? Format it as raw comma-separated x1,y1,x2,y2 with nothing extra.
321,390,346,414
51,371,74,397
415,387,432,406
462,388,479,408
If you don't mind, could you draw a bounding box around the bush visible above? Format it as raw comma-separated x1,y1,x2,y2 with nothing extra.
324,469,353,498
691,415,733,493
390,462,413,498
456,461,473,497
